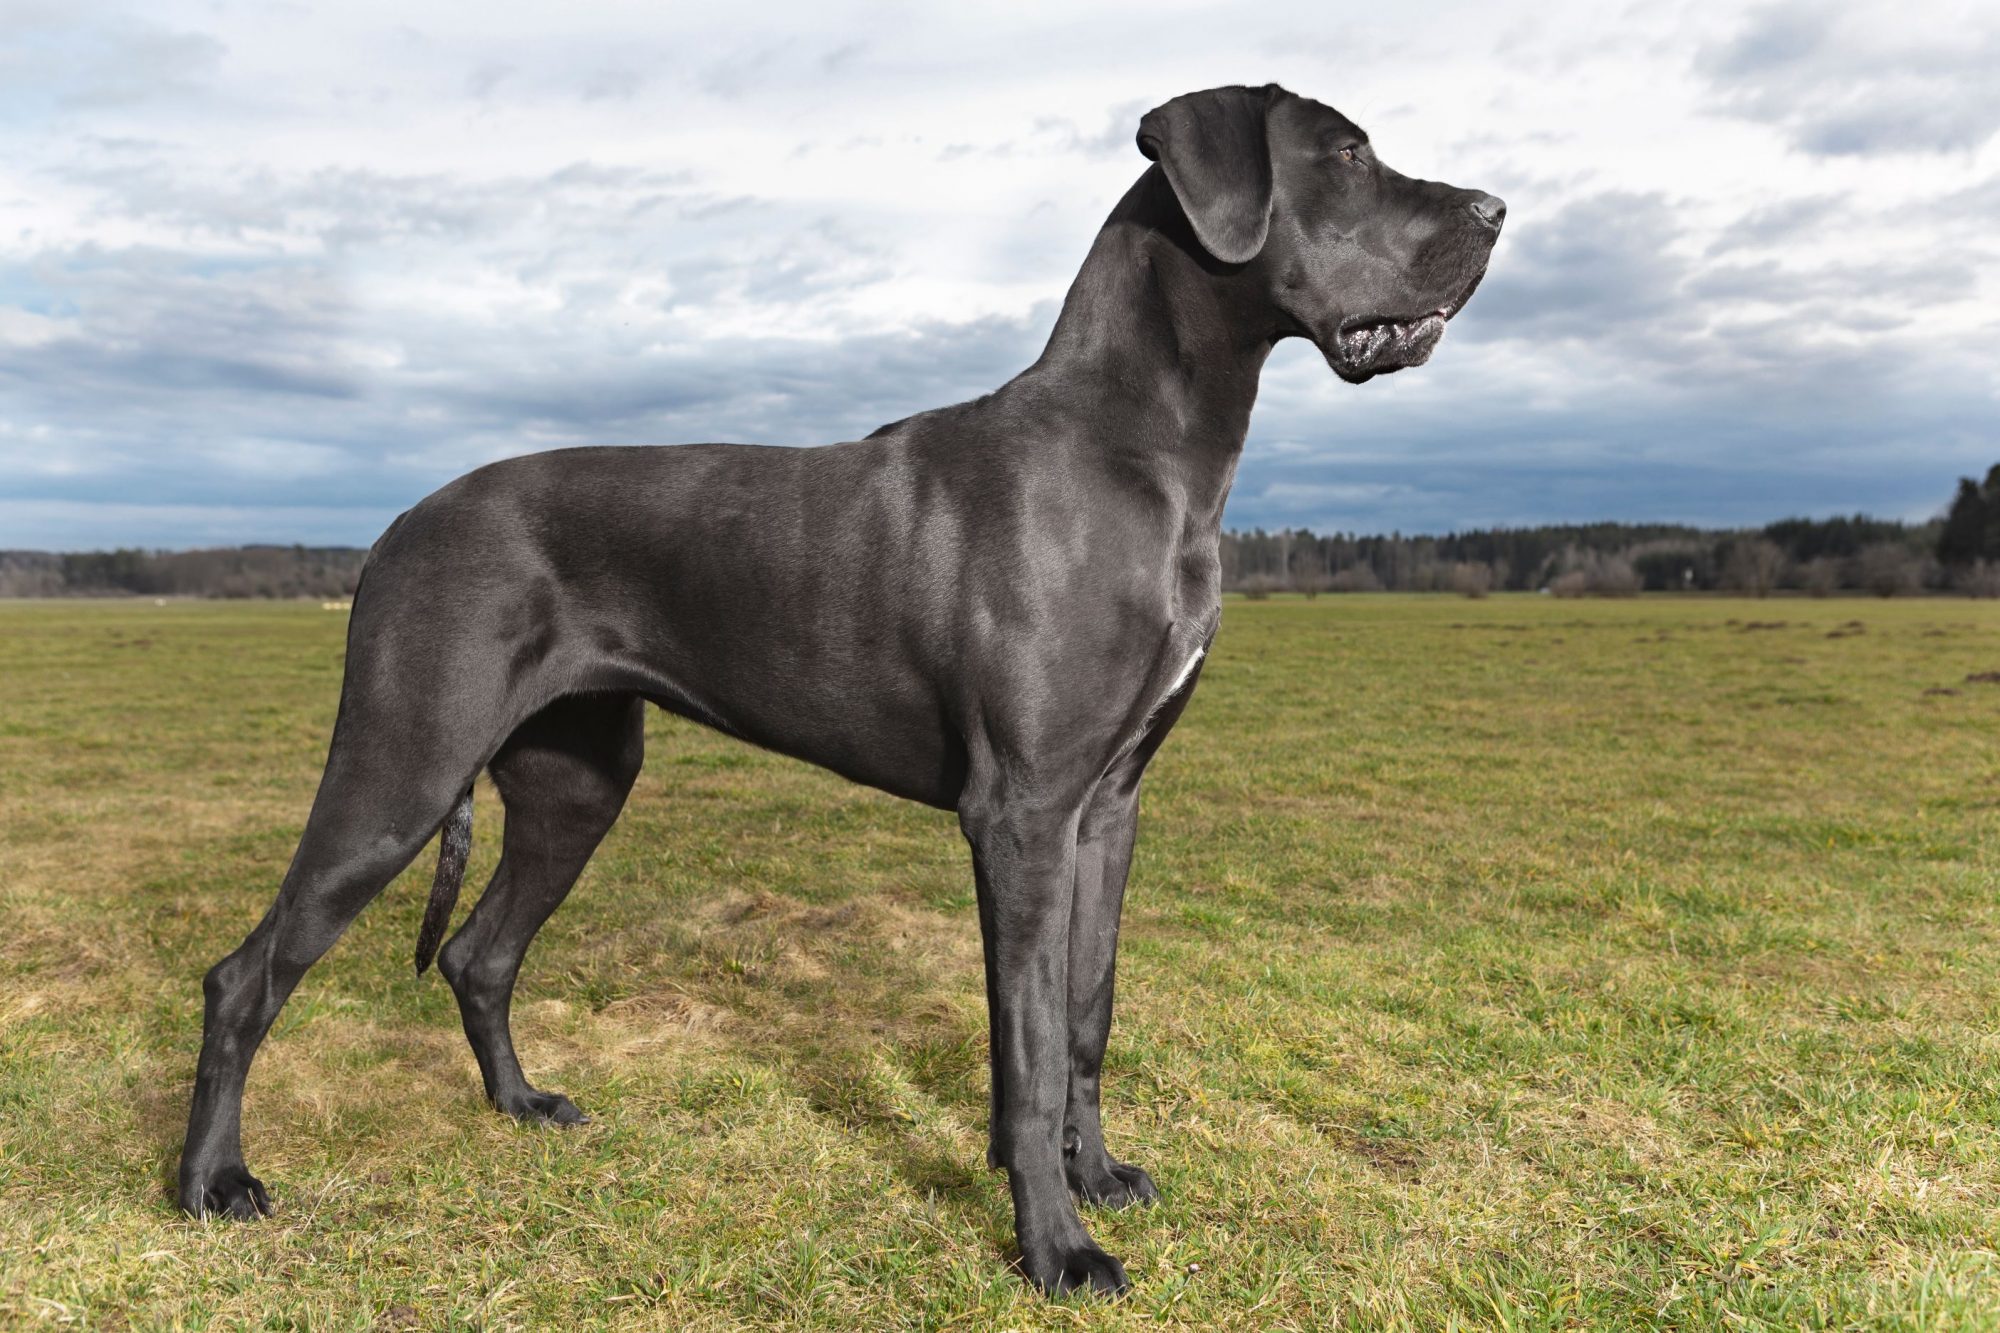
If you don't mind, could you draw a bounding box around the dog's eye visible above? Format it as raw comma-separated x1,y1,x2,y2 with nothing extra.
1336,146,1360,165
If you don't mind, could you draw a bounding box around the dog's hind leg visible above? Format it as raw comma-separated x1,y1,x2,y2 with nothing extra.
177,700,495,1220
436,693,644,1125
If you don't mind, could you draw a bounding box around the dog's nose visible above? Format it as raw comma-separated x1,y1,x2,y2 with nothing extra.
1469,193,1506,232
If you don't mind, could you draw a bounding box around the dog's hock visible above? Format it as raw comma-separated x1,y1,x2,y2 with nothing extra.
1137,84,1276,264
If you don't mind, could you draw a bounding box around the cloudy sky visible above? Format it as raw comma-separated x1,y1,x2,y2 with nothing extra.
2,0,1996,550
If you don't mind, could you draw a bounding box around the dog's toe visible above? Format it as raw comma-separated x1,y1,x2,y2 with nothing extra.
499,1088,590,1126
1068,1157,1160,1209
1022,1242,1130,1298
181,1164,274,1221
1106,1162,1160,1207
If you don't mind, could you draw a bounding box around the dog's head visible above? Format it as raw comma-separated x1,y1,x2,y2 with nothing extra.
1138,84,1502,384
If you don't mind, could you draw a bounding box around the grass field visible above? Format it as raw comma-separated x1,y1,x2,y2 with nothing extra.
3,593,1999,1330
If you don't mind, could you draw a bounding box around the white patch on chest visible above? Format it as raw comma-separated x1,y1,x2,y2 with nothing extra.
1163,644,1205,701
1109,640,1209,769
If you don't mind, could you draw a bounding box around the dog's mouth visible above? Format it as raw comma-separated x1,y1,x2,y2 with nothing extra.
1328,311,1449,383
1327,270,1487,385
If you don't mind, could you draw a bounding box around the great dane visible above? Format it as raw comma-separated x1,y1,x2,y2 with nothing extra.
178,83,1502,1295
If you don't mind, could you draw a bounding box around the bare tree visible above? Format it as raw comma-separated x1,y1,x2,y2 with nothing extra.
1960,560,2000,598
1722,539,1787,598
1449,561,1493,598
1550,569,1589,598
1294,544,1330,598
1592,554,1642,596
1238,572,1281,600
1858,543,1922,597
1548,545,1640,597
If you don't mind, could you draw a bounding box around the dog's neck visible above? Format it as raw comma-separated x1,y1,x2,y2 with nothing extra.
1027,166,1278,532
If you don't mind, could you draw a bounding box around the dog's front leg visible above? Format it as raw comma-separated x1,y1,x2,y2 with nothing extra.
1062,775,1159,1209
962,796,1129,1298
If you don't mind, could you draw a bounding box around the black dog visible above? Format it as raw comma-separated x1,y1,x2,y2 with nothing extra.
178,83,1501,1296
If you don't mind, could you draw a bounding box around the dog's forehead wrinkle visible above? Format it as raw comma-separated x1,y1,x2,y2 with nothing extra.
1279,94,1367,145
1313,124,1370,153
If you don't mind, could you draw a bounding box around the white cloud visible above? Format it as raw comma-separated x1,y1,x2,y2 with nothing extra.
1698,1,2000,156
1,0,1996,547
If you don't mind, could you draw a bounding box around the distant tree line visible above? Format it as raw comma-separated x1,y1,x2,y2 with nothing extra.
7,466,1999,600
0,545,367,599
1221,510,1982,598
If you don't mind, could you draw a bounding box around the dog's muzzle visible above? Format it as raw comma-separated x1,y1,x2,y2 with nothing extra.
1327,311,1449,383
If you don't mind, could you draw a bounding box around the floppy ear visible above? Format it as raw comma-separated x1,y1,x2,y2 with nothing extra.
1136,85,1276,264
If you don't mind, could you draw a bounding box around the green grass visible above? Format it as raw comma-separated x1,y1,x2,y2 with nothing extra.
3,593,1999,1329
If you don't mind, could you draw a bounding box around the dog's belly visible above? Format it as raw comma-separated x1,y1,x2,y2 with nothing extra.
607,646,969,811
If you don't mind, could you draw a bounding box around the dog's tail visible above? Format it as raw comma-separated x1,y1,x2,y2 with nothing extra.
415,785,475,975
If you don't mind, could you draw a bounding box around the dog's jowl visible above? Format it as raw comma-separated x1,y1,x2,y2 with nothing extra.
177,83,1501,1297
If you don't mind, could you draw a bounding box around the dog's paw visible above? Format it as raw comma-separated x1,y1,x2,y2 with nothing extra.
179,1163,274,1221
1020,1241,1130,1298
496,1088,589,1126
1067,1157,1160,1209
